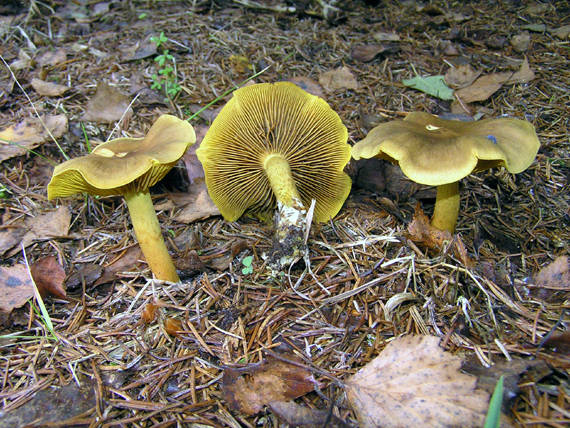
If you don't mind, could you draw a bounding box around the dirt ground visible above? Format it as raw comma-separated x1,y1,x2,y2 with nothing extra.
0,0,568,427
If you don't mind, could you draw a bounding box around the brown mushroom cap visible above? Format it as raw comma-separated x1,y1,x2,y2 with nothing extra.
48,114,196,198
351,112,540,186
196,81,352,223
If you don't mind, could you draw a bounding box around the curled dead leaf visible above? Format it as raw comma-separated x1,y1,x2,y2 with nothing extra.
345,335,489,428
30,255,66,299
319,66,358,91
222,357,316,415
82,82,133,123
31,78,69,97
141,302,158,324
164,317,184,336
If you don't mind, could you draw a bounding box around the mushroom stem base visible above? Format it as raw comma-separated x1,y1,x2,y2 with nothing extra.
125,191,180,282
431,182,460,233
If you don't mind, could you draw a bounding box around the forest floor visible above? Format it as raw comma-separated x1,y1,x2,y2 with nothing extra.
0,1,568,427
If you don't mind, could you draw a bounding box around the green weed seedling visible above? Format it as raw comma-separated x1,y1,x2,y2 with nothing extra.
241,255,253,275
150,32,181,100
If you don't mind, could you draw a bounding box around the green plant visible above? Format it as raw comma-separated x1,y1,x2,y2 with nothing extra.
241,255,253,275
484,375,504,428
0,182,9,198
150,32,181,100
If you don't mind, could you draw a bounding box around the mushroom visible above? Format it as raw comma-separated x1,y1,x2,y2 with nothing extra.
47,115,196,282
351,112,540,232
196,82,351,267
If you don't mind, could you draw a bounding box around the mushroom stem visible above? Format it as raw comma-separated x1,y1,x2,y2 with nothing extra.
263,153,302,207
431,182,460,233
124,191,180,282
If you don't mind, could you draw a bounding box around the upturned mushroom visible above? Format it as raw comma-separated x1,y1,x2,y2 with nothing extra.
48,114,196,282
351,112,540,232
196,82,351,267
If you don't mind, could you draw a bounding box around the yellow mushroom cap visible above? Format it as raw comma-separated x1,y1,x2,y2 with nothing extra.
48,115,196,198
351,112,540,186
196,81,352,223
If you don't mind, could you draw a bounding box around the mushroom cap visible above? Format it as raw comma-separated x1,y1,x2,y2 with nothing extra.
48,115,196,199
196,81,351,222
351,112,540,186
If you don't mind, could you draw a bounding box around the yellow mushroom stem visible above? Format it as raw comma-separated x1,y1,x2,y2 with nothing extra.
263,153,303,209
431,181,460,233
124,191,180,282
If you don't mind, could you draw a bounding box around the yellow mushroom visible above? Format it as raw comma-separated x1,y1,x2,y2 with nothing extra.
352,112,540,232
47,115,196,282
196,82,351,267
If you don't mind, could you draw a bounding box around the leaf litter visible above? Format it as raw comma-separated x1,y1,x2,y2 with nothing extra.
0,1,568,427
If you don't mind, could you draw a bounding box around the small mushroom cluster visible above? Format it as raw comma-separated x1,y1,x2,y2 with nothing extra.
48,82,540,282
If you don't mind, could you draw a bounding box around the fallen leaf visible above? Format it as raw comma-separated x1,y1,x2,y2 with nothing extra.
462,356,550,412
82,82,133,123
0,264,34,313
9,49,32,71
444,64,481,89
269,401,349,427
407,204,474,267
402,75,454,100
36,48,67,67
171,180,221,224
0,226,26,257
31,78,69,97
65,263,104,291
550,24,570,39
510,31,531,53
6,206,72,257
0,379,95,426
319,66,358,91
222,356,316,415
521,23,546,33
94,246,144,285
141,302,158,324
182,124,208,184
286,76,325,98
164,317,184,336
0,114,68,162
373,31,400,42
351,44,394,62
30,256,67,299
544,331,570,355
528,256,570,302
454,58,535,103
121,36,157,61
345,335,489,428
175,249,206,274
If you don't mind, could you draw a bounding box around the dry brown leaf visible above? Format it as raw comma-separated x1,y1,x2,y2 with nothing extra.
407,204,473,267
345,335,489,428
82,82,133,123
373,31,400,42
544,331,570,355
65,263,104,291
164,318,184,336
0,264,34,313
286,76,325,98
534,256,569,290
351,44,390,62
141,302,158,324
31,78,69,97
9,49,32,71
319,66,358,91
269,401,349,427
550,24,570,39
171,180,221,224
0,114,68,162
30,256,67,299
454,58,535,103
183,124,208,184
444,64,481,89
18,206,71,254
0,226,26,257
222,357,316,415
510,31,530,53
37,48,67,67
94,246,144,285
175,249,207,274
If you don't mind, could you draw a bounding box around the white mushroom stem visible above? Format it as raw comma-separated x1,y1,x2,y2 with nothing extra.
431,181,460,233
124,191,180,282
